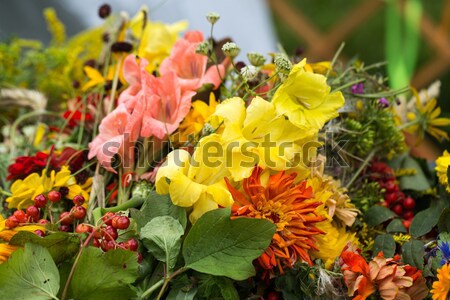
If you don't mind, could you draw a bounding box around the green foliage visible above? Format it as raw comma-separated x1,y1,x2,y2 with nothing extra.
364,205,396,226
350,180,384,213
131,190,187,231
275,264,320,299
182,207,275,280
0,243,60,300
166,275,197,300
195,273,239,300
373,234,395,258
10,231,80,264
67,247,139,300
401,240,425,270
140,216,184,270
389,155,431,191
386,218,407,233
438,207,450,232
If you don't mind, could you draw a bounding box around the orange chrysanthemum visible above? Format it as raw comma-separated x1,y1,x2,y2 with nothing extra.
432,263,450,300
226,166,325,274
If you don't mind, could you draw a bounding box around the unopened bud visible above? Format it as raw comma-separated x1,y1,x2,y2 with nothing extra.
206,12,220,25
195,41,210,56
240,66,258,81
274,54,292,74
222,42,240,58
247,52,266,67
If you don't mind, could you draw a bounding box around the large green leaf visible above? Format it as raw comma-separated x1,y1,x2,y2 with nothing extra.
131,190,187,230
410,207,439,237
10,231,80,264
364,205,396,226
438,207,450,232
196,273,239,300
140,216,184,270
401,240,424,270
68,247,139,300
373,234,395,258
0,243,60,300
386,218,407,233
182,208,275,280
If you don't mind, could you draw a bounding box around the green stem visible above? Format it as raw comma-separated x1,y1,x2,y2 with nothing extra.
107,55,124,114
332,78,365,93
326,42,345,78
92,196,145,223
397,119,420,131
345,148,377,189
140,279,164,300
155,267,188,300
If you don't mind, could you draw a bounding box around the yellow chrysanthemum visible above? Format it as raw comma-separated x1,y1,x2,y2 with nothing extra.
436,150,450,192
272,58,345,130
0,215,45,263
176,93,218,143
431,263,450,300
311,220,358,269
6,166,92,210
156,134,233,223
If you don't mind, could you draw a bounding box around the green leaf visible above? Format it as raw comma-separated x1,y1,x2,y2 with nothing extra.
196,273,239,300
69,247,139,300
398,156,431,191
438,207,450,232
373,234,395,258
386,218,407,233
364,205,396,226
401,240,424,270
182,207,275,280
166,274,197,300
0,243,60,300
140,216,184,270
410,207,439,237
9,231,80,264
131,190,187,230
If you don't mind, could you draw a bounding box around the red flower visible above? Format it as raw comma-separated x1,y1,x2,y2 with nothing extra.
7,152,49,181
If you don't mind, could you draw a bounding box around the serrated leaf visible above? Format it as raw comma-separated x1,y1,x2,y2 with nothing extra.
438,207,450,232
182,207,275,280
410,207,439,237
386,218,407,233
0,243,60,299
140,216,184,270
131,190,187,230
402,240,424,270
373,234,395,258
9,231,80,264
69,247,139,300
364,205,396,226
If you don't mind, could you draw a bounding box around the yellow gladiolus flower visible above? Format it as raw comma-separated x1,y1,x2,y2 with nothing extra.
210,96,316,181
155,134,233,223
436,150,450,193
272,58,345,130
6,166,92,210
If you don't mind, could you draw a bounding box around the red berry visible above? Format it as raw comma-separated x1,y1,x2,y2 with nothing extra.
34,194,47,208
126,238,138,251
76,224,91,233
384,181,397,193
384,192,397,204
48,190,62,203
380,201,389,208
102,212,115,226
111,216,120,229
402,220,411,229
38,219,49,225
59,225,71,232
137,252,143,263
103,225,118,240
71,206,87,220
101,240,115,252
13,210,28,223
34,230,45,237
114,216,130,230
403,211,414,220
26,206,40,220
73,195,85,206
92,228,102,239
93,238,101,248
266,291,281,300
403,197,415,210
392,204,403,215
5,216,19,229
60,212,73,225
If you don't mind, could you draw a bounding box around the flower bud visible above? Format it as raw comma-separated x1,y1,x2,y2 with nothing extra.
195,41,210,56
206,12,220,25
202,123,215,136
240,66,258,81
222,42,240,58
274,54,292,74
247,52,266,67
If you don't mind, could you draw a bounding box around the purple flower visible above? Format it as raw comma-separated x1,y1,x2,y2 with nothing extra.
439,241,450,266
378,97,389,108
351,83,364,94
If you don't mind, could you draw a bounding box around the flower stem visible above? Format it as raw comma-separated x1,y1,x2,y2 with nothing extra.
155,267,188,300
140,279,164,300
345,148,377,189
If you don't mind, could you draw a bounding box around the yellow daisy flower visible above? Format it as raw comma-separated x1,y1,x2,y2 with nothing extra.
431,263,450,300
6,166,92,210
436,150,450,192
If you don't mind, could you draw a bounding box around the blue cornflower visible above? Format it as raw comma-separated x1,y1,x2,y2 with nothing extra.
439,241,450,266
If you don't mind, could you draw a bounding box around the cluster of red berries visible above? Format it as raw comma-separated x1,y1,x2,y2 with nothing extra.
77,212,138,256
370,161,416,228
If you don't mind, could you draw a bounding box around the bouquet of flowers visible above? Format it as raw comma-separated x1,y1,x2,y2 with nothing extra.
0,5,449,300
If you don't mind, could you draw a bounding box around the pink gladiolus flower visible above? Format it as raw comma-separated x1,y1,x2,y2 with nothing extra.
88,104,140,173
159,30,226,92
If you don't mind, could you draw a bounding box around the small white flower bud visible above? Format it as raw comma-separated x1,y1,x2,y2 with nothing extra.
274,54,292,74
222,42,240,58
206,12,220,25
240,66,258,81
195,41,210,56
247,52,266,67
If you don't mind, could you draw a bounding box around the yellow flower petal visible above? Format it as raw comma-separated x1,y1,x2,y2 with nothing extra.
168,171,206,207
155,150,191,194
